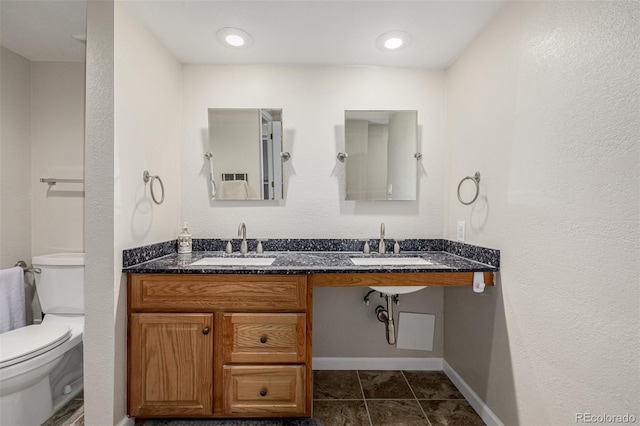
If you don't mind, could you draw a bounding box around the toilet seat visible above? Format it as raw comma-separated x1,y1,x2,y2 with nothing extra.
0,325,71,368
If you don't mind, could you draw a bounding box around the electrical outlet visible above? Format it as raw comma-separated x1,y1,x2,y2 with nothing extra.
457,220,465,242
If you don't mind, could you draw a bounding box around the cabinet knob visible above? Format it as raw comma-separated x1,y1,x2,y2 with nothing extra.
202,327,210,335
260,388,268,397
260,336,267,344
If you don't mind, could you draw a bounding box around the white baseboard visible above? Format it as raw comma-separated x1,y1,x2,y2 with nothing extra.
443,360,504,426
312,357,443,371
116,416,135,426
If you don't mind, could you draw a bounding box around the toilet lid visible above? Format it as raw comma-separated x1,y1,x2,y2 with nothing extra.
0,324,71,368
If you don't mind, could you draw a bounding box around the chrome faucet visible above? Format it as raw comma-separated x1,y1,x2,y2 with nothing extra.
238,222,248,254
379,222,386,254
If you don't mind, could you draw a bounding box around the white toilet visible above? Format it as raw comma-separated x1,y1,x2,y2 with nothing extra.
0,253,84,426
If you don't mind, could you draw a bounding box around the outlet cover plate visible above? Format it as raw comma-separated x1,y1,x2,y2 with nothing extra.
457,220,465,242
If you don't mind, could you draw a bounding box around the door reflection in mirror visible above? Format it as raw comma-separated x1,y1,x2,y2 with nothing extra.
208,108,284,200
345,110,417,201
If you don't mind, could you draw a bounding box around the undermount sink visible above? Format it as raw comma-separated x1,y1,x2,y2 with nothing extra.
349,257,432,266
349,257,430,294
369,286,426,294
190,257,276,266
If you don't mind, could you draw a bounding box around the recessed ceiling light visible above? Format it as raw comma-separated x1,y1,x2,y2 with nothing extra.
217,27,253,49
376,31,412,51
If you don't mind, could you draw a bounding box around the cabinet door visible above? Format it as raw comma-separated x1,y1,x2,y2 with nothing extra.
129,313,213,417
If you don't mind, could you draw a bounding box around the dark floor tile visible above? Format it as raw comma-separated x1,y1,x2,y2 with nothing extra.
70,415,84,426
403,371,464,400
45,399,83,426
367,400,429,426
358,370,414,399
420,400,485,426
313,400,370,426
313,370,363,399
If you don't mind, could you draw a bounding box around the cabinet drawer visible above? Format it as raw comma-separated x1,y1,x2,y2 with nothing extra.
223,365,305,415
223,313,306,363
129,274,306,311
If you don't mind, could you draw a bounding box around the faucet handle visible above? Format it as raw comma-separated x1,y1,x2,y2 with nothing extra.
359,239,370,254
393,239,404,254
221,238,233,254
380,222,385,238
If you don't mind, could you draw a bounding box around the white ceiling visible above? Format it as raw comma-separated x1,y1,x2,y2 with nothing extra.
1,0,87,62
1,0,506,68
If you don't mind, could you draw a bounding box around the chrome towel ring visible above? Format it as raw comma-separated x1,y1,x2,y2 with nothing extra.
143,170,165,205
457,171,481,205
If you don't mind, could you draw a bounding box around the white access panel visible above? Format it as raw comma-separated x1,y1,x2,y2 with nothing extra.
396,312,436,351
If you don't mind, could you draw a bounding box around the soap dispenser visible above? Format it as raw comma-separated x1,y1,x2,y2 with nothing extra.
178,222,192,254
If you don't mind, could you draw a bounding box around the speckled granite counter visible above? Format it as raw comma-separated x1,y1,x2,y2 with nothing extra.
123,250,497,275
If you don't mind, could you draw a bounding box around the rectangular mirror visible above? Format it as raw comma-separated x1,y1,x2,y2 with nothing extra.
208,108,283,200
345,110,418,201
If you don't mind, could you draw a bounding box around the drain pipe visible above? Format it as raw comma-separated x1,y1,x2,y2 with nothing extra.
372,293,398,345
384,294,396,345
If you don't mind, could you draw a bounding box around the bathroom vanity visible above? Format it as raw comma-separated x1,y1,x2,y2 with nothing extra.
128,273,309,418
125,244,498,419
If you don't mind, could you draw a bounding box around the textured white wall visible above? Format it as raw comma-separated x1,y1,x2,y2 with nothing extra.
181,65,446,239
84,0,116,424
86,2,182,424
31,62,85,256
443,2,640,424
117,2,183,424
0,47,31,270
114,2,181,250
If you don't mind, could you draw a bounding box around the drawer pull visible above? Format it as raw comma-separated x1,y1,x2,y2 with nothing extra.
202,327,210,335
260,336,268,344
259,388,268,397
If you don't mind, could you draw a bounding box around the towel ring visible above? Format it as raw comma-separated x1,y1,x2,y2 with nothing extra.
457,171,481,205
143,170,165,205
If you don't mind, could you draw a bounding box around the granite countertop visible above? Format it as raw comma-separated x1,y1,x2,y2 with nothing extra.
123,250,497,275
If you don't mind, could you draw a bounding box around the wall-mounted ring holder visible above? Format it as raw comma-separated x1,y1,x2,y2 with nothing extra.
457,171,481,205
336,152,348,162
281,152,291,162
143,170,165,205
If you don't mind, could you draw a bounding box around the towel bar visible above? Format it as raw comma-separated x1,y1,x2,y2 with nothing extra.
40,178,84,186
457,171,481,205
14,260,41,274
143,171,165,205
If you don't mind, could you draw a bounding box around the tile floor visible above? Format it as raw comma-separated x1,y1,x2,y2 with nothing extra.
312,370,485,426
42,392,84,426
46,370,484,426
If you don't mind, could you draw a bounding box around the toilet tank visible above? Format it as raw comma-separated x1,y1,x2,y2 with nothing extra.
32,253,84,315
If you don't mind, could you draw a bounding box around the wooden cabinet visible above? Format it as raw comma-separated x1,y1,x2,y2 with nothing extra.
129,313,213,417
127,274,311,419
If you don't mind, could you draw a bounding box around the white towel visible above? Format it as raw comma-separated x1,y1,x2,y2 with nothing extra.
217,180,250,200
0,267,26,333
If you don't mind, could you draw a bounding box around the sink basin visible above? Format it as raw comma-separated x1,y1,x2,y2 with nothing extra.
349,257,430,294
349,257,432,266
190,257,276,266
369,286,426,294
